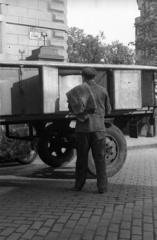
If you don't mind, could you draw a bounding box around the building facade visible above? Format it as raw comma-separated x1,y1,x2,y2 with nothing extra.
0,0,68,61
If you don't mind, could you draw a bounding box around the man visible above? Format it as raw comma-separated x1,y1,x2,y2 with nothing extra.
68,67,111,193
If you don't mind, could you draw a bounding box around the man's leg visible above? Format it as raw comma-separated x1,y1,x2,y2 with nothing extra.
91,132,107,193
75,133,90,190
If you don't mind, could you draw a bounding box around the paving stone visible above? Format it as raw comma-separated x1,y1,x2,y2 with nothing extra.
5,233,21,240
73,225,85,234
132,226,142,235
111,213,122,224
37,227,49,236
122,214,132,221
132,219,142,226
44,231,59,240
98,219,110,227
102,212,112,219
77,218,89,226
109,223,119,232
69,233,81,240
44,219,55,227
52,223,64,232
86,222,98,231
106,232,118,240
121,221,131,230
105,206,114,212
89,216,100,223
70,213,81,220
93,209,103,216
120,229,130,239
132,236,142,240
30,222,43,230
96,226,107,236
57,216,70,224
81,230,95,240
16,225,29,233
0,237,5,240
115,205,124,211
133,211,143,218
82,211,93,218
0,228,15,236
93,236,105,240
143,223,154,232
64,220,77,228
21,229,36,239
143,216,153,223
143,231,154,240
59,228,72,238
32,237,44,240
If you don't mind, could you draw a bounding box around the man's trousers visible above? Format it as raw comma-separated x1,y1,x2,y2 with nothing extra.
75,131,108,191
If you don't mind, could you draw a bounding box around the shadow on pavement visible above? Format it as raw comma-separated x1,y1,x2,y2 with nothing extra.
0,162,95,179
0,179,157,203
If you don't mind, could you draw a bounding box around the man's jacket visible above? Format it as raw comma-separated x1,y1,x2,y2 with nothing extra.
75,80,112,132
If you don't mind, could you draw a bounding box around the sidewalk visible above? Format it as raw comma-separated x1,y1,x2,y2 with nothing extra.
126,135,157,150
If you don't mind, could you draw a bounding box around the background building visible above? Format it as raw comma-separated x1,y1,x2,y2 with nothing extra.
0,0,68,61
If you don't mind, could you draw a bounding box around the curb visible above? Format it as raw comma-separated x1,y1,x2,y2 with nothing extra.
127,143,157,150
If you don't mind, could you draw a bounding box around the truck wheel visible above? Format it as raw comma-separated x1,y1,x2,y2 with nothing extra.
38,124,76,168
88,124,127,178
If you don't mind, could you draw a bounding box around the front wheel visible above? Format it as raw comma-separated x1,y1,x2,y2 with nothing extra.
88,124,127,178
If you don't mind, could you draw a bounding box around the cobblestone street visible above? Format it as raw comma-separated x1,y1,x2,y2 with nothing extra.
0,148,157,240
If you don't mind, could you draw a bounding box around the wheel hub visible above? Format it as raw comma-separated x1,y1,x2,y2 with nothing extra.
105,135,118,165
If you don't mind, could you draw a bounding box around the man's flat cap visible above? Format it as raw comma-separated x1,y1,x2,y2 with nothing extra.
82,67,97,78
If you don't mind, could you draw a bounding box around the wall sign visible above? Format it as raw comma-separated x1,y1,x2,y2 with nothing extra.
30,32,43,40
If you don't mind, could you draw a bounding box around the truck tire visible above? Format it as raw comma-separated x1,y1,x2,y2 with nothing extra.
38,124,76,168
88,123,127,178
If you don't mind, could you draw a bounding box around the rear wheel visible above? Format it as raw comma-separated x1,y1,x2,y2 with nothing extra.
88,123,127,178
38,124,76,167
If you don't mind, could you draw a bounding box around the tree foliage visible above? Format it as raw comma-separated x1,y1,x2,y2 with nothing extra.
103,41,134,64
135,0,157,65
67,27,106,63
67,27,134,64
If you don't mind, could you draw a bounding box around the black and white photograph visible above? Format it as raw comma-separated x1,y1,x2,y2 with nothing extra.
0,0,157,239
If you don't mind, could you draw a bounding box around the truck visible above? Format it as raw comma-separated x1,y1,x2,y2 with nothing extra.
0,61,157,177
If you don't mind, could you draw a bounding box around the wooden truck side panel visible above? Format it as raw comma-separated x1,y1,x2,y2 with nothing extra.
0,61,157,121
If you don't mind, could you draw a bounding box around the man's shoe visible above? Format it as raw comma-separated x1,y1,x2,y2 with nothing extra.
98,187,107,194
75,187,82,191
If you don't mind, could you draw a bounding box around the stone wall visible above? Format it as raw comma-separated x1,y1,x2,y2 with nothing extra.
0,0,68,61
